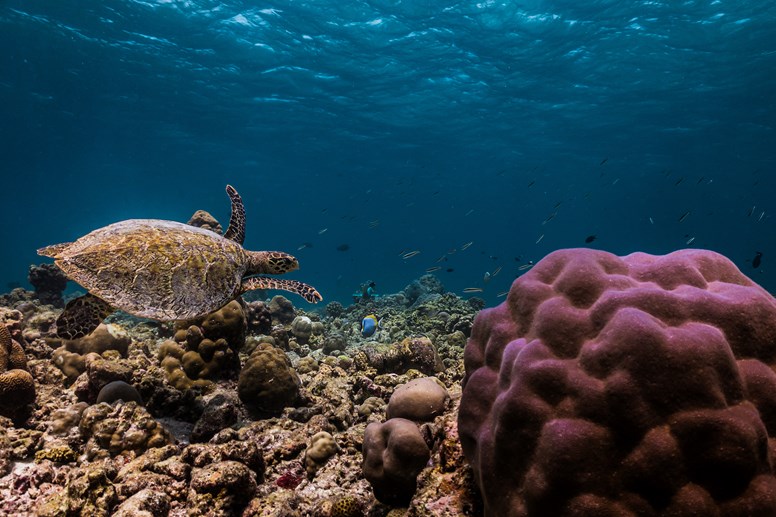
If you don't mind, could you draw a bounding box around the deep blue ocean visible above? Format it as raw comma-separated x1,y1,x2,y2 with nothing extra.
2,0,775,307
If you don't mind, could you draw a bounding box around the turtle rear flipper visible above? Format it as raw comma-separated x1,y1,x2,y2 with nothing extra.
55,294,114,339
241,277,322,303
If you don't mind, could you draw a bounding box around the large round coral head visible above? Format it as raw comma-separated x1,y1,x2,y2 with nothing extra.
459,248,776,517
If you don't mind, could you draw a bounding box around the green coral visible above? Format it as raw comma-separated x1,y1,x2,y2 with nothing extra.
35,445,77,463
158,300,246,389
354,336,443,375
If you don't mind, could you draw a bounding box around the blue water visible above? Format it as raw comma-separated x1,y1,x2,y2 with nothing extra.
2,0,775,306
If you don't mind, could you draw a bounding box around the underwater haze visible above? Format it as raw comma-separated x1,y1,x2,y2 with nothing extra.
2,0,775,305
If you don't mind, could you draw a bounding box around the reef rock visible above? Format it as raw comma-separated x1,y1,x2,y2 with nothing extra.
459,248,776,516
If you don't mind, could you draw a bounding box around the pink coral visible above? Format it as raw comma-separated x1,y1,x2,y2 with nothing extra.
459,248,776,516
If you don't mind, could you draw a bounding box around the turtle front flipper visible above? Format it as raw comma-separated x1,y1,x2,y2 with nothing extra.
241,277,322,303
224,185,246,245
55,294,115,339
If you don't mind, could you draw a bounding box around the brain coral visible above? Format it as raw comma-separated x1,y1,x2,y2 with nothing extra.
459,248,776,517
0,324,35,416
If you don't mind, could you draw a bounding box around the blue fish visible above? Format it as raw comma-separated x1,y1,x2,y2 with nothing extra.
361,314,380,338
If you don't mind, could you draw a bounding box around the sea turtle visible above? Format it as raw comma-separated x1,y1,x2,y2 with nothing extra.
38,185,322,340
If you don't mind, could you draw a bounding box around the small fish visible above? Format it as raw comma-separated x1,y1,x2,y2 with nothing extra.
686,237,695,245
336,244,350,252
435,255,447,263
697,176,705,184
518,262,534,271
465,209,474,216
483,272,491,283
753,251,763,269
368,219,380,228
496,291,509,298
361,314,380,338
585,235,596,243
536,234,544,244
402,250,421,259
678,211,690,223
674,177,684,186
748,206,756,217
527,180,535,188
318,228,328,234
463,287,484,293
600,157,608,165
446,268,455,272
425,266,442,273
542,212,557,225
492,266,502,276
612,178,620,185
461,241,473,251
759,211,766,222
649,217,654,224
297,242,313,250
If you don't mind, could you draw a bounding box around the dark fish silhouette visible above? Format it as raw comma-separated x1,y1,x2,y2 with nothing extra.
336,244,350,252
753,251,763,269
446,268,454,273
585,235,597,243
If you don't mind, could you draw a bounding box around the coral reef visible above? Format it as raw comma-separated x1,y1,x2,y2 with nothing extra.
459,248,776,516
28,263,69,308
0,269,483,515
187,209,223,234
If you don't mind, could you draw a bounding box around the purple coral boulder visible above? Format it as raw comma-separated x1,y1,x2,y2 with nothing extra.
459,248,776,517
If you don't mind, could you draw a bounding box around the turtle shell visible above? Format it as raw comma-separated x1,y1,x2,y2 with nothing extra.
49,219,249,320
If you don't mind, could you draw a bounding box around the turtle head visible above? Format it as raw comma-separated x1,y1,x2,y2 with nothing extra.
246,251,300,275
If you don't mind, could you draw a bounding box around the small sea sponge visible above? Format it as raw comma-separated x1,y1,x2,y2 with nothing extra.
386,377,450,422
238,344,300,414
329,494,363,517
304,431,340,476
362,418,431,506
246,300,272,335
96,380,143,405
